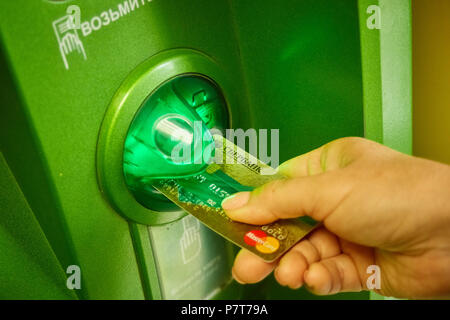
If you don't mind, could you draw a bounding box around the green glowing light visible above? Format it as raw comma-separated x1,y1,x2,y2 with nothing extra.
123,75,229,210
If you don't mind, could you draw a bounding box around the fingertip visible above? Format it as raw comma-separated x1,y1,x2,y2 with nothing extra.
274,250,308,289
304,263,332,295
232,249,275,284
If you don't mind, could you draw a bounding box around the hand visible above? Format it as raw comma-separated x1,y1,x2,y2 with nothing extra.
221,137,450,299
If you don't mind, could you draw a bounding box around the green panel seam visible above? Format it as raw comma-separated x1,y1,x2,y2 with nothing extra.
129,222,162,299
358,0,413,153
379,0,413,154
358,0,384,144
226,0,257,129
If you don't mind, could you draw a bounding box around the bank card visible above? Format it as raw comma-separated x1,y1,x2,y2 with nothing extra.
152,135,319,262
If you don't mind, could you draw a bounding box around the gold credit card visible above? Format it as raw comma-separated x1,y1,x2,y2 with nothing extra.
152,135,319,262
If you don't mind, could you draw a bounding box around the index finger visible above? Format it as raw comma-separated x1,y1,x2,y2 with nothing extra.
278,137,371,178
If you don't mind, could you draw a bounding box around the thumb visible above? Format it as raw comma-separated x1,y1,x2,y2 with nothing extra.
221,170,354,225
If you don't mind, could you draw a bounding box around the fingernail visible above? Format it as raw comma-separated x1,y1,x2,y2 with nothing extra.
221,192,250,210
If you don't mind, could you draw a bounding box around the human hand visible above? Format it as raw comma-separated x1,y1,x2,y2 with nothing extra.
221,137,450,299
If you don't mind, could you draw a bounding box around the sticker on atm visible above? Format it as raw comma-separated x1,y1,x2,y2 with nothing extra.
152,135,319,262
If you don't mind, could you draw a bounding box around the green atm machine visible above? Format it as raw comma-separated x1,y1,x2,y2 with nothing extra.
0,0,411,299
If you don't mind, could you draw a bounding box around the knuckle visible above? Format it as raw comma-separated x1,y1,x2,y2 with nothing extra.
341,136,375,154
260,179,285,219
337,136,366,145
293,240,321,264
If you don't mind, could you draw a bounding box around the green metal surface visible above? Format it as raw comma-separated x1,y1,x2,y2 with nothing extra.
230,0,365,160
0,0,412,300
358,0,412,153
0,153,77,299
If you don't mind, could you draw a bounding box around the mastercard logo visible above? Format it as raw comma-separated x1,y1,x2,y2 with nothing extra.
244,230,280,254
